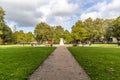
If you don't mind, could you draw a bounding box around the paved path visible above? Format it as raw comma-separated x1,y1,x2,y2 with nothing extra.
29,46,90,80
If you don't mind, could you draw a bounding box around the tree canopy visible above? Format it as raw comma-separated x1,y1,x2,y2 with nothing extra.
0,7,12,44
34,22,53,42
72,20,88,43
111,17,120,42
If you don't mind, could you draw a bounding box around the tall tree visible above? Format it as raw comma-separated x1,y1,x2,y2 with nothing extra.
1,24,12,43
93,18,106,42
34,22,53,42
0,30,3,43
0,7,5,23
13,31,35,43
25,32,34,42
84,18,98,44
63,30,73,43
71,20,88,43
103,19,113,43
111,16,120,43
0,7,12,44
13,30,25,43
0,7,5,43
54,25,64,43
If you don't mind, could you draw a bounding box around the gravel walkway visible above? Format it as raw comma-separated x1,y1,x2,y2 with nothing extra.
29,46,90,80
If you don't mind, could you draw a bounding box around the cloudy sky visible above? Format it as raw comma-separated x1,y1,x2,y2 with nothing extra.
0,0,120,32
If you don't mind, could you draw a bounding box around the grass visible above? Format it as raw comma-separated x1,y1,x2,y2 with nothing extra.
0,46,56,80
79,43,119,47
68,47,120,80
0,44,30,48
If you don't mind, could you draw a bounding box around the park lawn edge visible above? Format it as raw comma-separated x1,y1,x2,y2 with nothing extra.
68,46,120,80
28,47,56,77
0,46,56,80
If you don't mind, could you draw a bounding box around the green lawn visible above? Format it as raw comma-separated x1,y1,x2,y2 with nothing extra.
68,47,120,80
79,43,119,47
0,46,55,80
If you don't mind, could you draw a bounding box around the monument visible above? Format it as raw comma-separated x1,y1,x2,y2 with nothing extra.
59,38,64,46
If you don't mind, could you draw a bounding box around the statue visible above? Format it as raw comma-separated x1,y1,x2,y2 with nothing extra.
59,33,64,46
59,38,64,45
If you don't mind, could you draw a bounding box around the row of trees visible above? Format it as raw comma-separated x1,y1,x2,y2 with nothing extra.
34,23,72,43
72,17,120,44
0,7,120,44
34,17,120,44
13,31,35,43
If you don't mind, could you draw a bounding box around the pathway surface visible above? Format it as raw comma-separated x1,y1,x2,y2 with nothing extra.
29,46,90,80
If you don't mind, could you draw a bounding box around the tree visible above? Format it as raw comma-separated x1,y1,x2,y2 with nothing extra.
103,19,113,43
0,7,5,43
1,24,12,44
13,31,35,43
0,7,5,23
25,32,34,42
54,25,64,43
71,20,88,43
0,30,3,43
84,18,99,44
93,18,106,42
34,22,53,42
0,7,12,44
13,30,25,43
111,16,120,43
63,30,73,43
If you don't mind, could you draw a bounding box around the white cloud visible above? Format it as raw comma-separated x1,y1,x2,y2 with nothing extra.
81,12,101,20
80,0,120,20
0,0,78,28
2,0,120,32
50,0,78,16
5,20,18,32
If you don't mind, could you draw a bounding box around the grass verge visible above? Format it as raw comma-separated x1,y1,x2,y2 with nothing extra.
68,47,120,80
78,43,119,48
0,46,56,80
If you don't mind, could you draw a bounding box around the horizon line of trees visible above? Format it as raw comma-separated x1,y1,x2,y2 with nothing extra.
0,7,120,45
